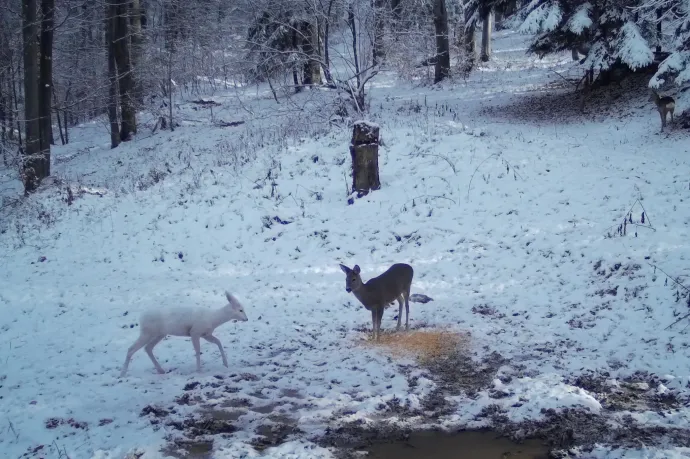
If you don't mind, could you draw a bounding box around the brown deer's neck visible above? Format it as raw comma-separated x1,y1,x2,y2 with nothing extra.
352,282,378,309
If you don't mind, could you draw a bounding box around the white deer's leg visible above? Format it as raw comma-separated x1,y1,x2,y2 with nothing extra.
203,334,228,367
120,334,151,377
396,296,404,330
191,335,202,372
145,335,166,374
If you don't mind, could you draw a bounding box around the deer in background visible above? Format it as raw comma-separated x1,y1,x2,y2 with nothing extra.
649,90,675,132
339,263,414,341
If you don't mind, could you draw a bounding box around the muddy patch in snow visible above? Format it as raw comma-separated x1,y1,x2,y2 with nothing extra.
320,341,690,458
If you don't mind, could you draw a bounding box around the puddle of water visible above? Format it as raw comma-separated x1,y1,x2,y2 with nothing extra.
365,430,549,459
161,439,213,459
280,388,304,399
251,402,282,414
252,421,301,451
220,398,251,408
199,406,245,421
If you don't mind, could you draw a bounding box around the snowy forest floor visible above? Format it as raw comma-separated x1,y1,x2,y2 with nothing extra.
2,30,690,459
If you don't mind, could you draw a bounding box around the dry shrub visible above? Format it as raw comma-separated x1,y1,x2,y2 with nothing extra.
359,329,470,362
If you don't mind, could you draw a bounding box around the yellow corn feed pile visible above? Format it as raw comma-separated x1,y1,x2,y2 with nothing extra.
359,329,469,362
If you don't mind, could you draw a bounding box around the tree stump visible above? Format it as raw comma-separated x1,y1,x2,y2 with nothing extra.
349,121,381,199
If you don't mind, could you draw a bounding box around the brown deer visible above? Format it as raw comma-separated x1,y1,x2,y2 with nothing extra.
339,263,413,341
649,90,675,132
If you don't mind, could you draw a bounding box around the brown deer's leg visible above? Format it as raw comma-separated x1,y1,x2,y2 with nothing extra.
371,309,377,340
376,307,385,341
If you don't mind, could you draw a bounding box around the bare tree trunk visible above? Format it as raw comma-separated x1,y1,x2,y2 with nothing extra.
10,62,20,143
347,3,361,90
322,0,335,84
168,50,174,132
114,0,136,141
301,21,322,85
0,80,5,166
480,9,492,62
462,7,476,74
130,0,144,106
503,0,517,17
656,8,662,54
40,0,55,147
433,0,450,83
62,80,71,144
106,2,120,149
391,0,402,25
52,86,65,145
291,24,302,92
373,0,385,65
0,79,6,143
22,0,48,193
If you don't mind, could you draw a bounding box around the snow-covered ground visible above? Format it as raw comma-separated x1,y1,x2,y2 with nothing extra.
2,30,690,458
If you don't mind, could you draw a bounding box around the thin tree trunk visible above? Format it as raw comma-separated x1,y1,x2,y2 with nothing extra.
113,0,136,141
0,78,6,167
373,0,385,65
322,0,334,84
301,21,322,85
347,3,360,90
130,0,144,105
106,1,120,149
462,7,476,74
347,3,364,110
480,9,492,62
391,0,402,26
292,24,301,92
10,61,20,144
62,82,70,143
0,78,6,143
40,0,55,147
52,86,65,145
22,0,47,193
433,0,450,83
656,8,662,54
168,50,174,132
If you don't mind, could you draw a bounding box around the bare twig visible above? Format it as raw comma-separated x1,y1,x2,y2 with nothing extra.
467,152,499,200
405,152,456,174
7,418,18,440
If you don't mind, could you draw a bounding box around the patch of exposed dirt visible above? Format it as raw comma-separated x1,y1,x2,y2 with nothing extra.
250,420,302,451
485,406,690,456
161,439,214,459
479,72,654,125
568,371,686,413
321,333,690,458
151,322,690,458
151,379,307,457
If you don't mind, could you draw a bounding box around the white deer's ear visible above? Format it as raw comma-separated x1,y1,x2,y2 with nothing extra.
353,265,360,274
339,264,350,273
225,291,234,303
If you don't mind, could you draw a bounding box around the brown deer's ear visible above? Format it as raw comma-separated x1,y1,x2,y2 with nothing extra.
353,265,361,274
339,264,350,274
